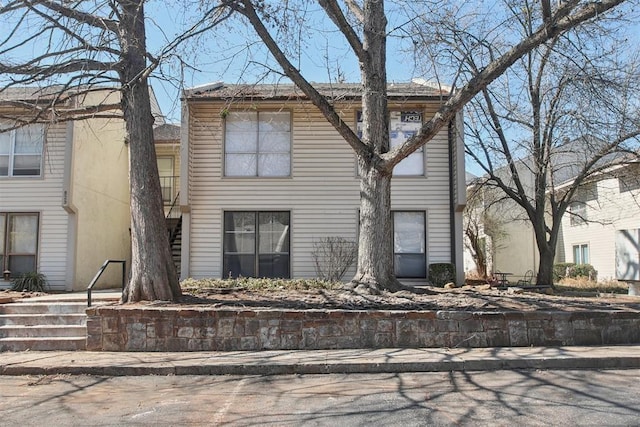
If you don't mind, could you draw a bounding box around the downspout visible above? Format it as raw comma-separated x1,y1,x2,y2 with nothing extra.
448,111,467,285
179,97,190,280
447,120,456,268
62,121,78,291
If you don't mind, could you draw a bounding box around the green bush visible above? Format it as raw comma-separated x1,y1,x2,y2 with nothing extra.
553,263,575,281
11,272,48,292
572,264,598,281
553,263,597,282
429,263,455,287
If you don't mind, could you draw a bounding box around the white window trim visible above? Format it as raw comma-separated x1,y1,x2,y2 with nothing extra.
392,210,427,278
572,243,589,265
569,201,587,226
0,124,45,178
1,212,40,277
222,210,291,278
355,109,427,178
222,110,292,178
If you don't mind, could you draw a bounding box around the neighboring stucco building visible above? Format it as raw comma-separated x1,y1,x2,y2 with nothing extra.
0,88,131,291
464,164,540,280
179,82,466,284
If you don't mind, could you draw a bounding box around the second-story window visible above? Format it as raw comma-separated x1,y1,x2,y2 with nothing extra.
0,123,44,177
224,111,291,177
569,201,587,226
356,111,424,176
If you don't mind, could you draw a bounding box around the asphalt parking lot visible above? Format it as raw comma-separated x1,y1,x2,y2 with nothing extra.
2,369,639,426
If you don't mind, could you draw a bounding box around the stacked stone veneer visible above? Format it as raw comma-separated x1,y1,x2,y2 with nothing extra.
85,306,640,351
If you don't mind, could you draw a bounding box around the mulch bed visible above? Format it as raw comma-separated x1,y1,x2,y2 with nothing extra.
3,286,638,313
178,285,640,312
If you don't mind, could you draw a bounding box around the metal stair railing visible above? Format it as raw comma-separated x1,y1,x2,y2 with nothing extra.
87,259,126,307
166,191,180,220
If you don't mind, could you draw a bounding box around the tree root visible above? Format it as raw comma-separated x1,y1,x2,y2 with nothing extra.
343,275,426,295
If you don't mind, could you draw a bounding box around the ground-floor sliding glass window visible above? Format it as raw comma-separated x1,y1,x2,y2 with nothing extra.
223,211,290,278
1,212,39,277
393,211,426,278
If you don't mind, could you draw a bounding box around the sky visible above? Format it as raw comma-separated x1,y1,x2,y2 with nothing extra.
2,0,638,177
144,1,425,123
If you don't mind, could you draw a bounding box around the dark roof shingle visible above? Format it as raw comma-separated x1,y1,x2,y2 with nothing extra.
153,123,180,141
184,82,449,101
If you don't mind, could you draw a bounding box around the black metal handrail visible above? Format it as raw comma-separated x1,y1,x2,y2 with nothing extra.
87,259,126,307
166,191,181,220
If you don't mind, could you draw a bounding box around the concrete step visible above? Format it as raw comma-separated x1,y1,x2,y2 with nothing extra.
26,295,120,304
0,313,86,326
0,336,86,352
0,324,86,338
0,294,109,352
0,302,89,315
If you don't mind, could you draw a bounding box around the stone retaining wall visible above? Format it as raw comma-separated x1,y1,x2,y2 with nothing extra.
85,306,640,351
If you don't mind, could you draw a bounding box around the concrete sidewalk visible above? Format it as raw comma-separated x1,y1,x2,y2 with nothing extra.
2,345,639,376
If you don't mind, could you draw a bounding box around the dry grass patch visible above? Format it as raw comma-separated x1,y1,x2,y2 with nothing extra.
556,277,629,294
180,277,341,292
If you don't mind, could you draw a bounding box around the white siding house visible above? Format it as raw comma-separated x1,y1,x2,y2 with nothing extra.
558,163,640,280
180,83,466,284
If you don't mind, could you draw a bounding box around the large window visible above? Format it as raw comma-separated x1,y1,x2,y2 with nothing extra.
223,211,290,278
569,182,597,226
573,244,589,265
569,201,587,226
619,164,640,193
1,213,39,277
224,111,291,177
357,111,424,176
393,211,426,278
0,124,44,177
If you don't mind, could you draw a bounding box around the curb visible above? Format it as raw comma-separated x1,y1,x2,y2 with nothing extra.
2,347,640,376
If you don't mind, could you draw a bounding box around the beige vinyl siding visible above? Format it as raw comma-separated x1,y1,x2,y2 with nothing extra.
0,123,68,290
187,100,452,280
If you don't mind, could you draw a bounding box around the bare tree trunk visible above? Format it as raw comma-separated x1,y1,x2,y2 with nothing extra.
466,226,488,278
532,215,557,287
536,246,556,286
119,0,180,302
346,0,403,293
350,163,403,293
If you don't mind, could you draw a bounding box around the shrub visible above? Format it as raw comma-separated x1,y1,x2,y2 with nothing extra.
553,263,575,281
572,264,598,281
429,263,455,287
311,237,358,282
11,272,48,292
553,263,598,282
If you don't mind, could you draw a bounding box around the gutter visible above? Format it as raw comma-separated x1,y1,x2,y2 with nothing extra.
448,120,457,267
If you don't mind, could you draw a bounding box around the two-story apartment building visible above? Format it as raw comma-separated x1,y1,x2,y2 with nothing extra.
0,88,131,291
465,139,640,284
179,82,466,284
558,162,640,281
